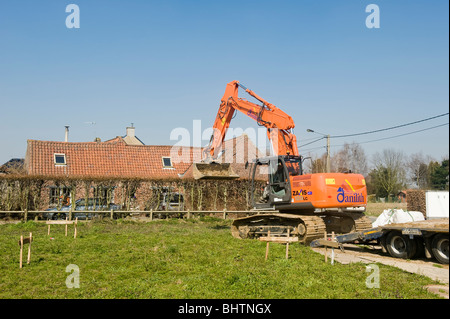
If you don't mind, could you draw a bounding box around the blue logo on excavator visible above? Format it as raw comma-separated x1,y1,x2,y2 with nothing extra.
337,187,364,203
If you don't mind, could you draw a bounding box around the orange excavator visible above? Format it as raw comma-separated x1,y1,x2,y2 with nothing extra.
195,80,372,242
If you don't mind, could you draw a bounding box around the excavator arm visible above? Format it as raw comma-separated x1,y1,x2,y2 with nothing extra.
203,80,299,161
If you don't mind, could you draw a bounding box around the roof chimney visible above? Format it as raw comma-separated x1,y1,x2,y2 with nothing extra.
64,126,69,142
126,125,135,138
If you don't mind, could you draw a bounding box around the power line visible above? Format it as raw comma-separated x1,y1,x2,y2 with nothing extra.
334,122,449,147
330,112,449,138
298,112,448,149
300,122,449,154
298,136,325,147
301,145,327,152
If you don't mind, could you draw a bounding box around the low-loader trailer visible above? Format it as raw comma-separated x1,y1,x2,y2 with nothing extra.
311,218,449,264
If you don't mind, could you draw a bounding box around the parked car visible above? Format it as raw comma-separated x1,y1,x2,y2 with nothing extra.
44,198,122,220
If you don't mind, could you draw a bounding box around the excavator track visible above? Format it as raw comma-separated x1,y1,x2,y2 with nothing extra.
322,211,373,234
231,212,372,244
231,213,326,244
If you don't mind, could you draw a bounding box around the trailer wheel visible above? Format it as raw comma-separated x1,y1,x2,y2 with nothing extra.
431,234,449,264
385,231,417,259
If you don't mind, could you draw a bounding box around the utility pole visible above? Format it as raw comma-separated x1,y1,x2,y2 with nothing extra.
326,135,330,173
306,129,331,173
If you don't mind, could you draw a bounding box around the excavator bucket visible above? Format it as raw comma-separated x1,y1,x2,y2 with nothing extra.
193,162,240,180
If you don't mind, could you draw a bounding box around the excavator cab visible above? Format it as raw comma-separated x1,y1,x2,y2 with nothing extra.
250,155,302,209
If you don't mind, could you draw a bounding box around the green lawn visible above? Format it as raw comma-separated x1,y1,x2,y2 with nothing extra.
0,218,441,299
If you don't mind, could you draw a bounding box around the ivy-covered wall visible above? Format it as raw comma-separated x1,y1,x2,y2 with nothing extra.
0,176,266,211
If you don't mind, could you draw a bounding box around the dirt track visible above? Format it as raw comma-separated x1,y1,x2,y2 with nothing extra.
311,243,449,298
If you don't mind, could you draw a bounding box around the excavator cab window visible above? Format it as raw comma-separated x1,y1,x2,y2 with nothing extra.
283,156,302,176
251,156,292,209
269,159,287,197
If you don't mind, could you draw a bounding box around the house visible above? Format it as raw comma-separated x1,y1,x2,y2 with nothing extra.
105,125,145,146
23,126,266,210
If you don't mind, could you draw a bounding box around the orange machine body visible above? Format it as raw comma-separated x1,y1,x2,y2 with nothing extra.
289,173,367,209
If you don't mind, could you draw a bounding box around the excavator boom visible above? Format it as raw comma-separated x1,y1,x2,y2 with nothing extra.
194,81,298,179
206,80,298,159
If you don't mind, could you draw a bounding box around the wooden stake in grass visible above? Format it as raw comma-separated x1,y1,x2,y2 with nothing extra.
265,231,271,261
331,231,335,265
285,229,290,260
46,219,78,238
27,232,32,265
260,230,298,260
317,231,339,264
19,232,32,269
19,235,23,269
74,217,78,239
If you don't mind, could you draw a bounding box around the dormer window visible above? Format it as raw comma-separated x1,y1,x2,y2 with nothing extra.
162,157,173,168
54,153,66,165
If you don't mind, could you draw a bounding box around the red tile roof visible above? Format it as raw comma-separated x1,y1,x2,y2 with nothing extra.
24,134,264,179
25,139,200,179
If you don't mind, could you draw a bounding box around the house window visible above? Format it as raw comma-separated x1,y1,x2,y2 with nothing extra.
49,186,71,206
162,157,173,168
54,153,66,165
92,186,116,207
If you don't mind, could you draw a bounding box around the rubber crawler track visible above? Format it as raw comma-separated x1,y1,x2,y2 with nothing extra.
231,213,326,244
231,212,372,244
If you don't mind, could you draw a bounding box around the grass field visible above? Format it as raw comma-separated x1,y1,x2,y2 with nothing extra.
365,202,408,217
0,216,441,299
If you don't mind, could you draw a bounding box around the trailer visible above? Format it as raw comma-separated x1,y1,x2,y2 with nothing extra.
311,218,449,264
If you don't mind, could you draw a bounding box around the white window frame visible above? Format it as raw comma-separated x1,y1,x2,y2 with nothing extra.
162,157,173,169
54,153,66,165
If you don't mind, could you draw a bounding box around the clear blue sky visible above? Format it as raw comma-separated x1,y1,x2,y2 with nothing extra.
0,0,448,166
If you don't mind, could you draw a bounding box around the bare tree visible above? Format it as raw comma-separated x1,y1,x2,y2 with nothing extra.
406,152,434,189
370,149,407,198
303,153,327,173
331,142,368,176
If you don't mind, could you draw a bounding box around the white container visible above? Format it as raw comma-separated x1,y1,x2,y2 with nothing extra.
426,191,449,219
